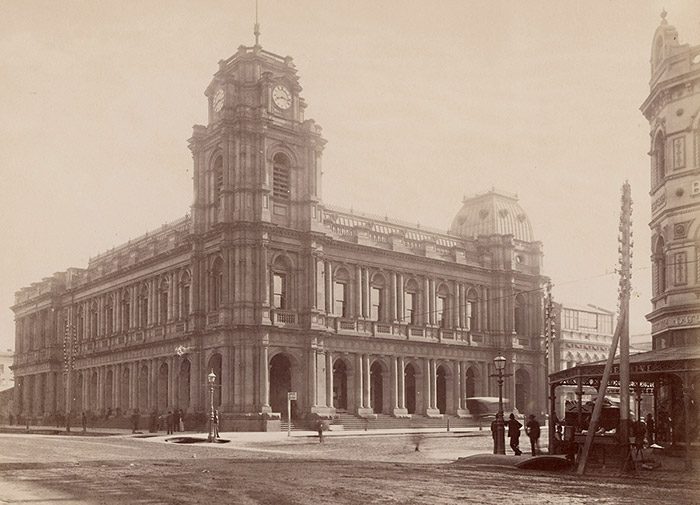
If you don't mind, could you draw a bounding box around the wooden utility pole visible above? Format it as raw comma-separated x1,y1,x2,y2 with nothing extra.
577,182,632,475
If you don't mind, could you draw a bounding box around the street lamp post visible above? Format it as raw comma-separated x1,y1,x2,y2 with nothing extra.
634,384,643,421
493,353,507,455
207,370,217,442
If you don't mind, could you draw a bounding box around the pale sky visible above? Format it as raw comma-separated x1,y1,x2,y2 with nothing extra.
1,1,699,353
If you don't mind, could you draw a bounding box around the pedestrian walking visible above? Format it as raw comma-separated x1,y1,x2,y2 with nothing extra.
507,413,522,455
178,409,185,432
525,414,540,456
213,409,220,439
316,419,324,443
166,410,174,435
81,412,87,432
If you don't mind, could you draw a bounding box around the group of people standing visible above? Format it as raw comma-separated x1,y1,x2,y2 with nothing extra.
130,409,185,434
492,413,541,456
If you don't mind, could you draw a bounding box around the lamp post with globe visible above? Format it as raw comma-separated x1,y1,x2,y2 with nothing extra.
492,352,508,455
207,370,217,442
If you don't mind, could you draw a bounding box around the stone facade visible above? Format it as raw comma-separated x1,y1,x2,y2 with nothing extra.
551,303,614,418
640,12,700,349
11,42,546,430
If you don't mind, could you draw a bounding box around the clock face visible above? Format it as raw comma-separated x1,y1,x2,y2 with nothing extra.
213,89,224,112
272,85,292,110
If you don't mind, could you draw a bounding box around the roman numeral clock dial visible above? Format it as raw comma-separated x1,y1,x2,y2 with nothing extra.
272,85,291,110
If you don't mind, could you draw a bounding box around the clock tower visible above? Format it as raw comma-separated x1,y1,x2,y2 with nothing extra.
189,42,326,234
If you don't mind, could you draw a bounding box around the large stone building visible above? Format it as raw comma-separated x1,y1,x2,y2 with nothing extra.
11,36,546,430
641,11,700,346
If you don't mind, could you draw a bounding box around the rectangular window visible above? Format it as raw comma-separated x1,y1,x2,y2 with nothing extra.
334,282,346,317
371,287,383,321
273,273,287,309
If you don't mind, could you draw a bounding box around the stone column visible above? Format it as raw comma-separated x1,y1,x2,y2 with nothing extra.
189,355,201,413
399,357,406,410
428,279,435,326
453,360,461,415
355,266,362,318
316,257,326,313
46,372,56,415
309,349,318,407
397,274,404,323
261,345,270,410
362,268,370,318
364,354,371,409
326,351,333,408
425,359,440,417
392,358,399,409
325,261,333,315
389,273,397,322
355,353,364,410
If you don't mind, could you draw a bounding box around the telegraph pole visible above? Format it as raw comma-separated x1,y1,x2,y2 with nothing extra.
577,182,633,474
544,280,556,453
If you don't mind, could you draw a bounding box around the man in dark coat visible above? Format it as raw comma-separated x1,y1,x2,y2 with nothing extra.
507,413,522,455
525,414,541,455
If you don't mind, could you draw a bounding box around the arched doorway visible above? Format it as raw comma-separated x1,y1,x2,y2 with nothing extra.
120,368,129,413
465,367,476,398
333,359,348,411
405,364,416,414
138,365,149,412
436,365,448,414
207,353,222,409
158,363,168,411
269,354,292,417
178,359,191,410
370,362,384,414
515,368,530,414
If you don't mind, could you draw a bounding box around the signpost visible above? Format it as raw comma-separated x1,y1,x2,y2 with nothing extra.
287,392,297,437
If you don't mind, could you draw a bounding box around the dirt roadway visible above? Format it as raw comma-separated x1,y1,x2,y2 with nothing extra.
1,432,698,504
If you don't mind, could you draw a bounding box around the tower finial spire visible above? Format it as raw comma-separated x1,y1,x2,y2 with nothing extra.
254,0,260,46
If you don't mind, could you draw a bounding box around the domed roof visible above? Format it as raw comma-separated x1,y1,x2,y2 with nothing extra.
448,189,534,242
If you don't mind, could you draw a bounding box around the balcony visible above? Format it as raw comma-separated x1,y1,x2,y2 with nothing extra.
272,309,298,328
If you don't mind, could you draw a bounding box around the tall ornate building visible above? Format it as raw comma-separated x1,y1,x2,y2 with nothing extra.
12,37,546,431
641,11,700,347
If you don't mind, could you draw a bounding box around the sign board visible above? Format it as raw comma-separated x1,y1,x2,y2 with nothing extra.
287,392,297,400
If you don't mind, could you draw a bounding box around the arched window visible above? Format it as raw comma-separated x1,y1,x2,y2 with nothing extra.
212,155,223,207
75,306,84,341
159,278,169,324
653,132,665,186
405,279,420,325
121,290,130,331
654,237,666,295
466,288,479,332
271,255,293,310
514,294,526,335
90,302,98,338
104,296,113,336
436,284,450,328
370,273,387,322
139,284,149,328
334,267,350,318
210,258,223,310
272,153,291,200
180,271,191,319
